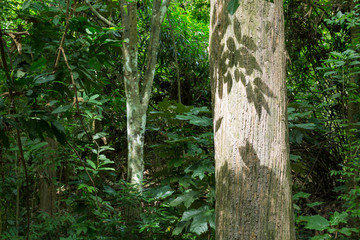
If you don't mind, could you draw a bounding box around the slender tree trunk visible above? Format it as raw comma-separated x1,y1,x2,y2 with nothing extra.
349,0,360,126
120,0,170,191
209,0,295,239
126,103,147,188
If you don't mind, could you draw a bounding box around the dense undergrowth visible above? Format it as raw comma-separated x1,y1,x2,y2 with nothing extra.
0,0,360,239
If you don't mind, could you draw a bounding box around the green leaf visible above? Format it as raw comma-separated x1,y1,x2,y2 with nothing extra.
311,234,331,240
52,105,72,114
75,5,89,12
172,221,189,235
329,51,343,58
293,204,300,211
331,93,341,99
170,190,199,208
182,209,202,221
290,154,301,161
185,162,215,180
324,71,336,77
22,0,32,10
334,60,345,67
339,228,358,236
299,215,329,231
190,106,210,115
293,192,311,201
181,206,215,235
349,60,360,65
34,74,56,85
30,142,48,151
330,211,348,226
53,16,60,25
293,123,316,130
306,202,324,208
87,160,97,169
190,215,208,235
78,183,95,193
148,185,174,199
31,57,47,71
176,114,211,126
97,167,115,171
227,0,239,15
51,121,66,144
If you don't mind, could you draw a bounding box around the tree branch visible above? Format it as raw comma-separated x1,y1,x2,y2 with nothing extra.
121,1,140,102
141,0,171,106
85,0,118,28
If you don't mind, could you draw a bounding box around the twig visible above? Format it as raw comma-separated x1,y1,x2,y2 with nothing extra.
84,0,118,28
60,48,92,141
54,0,92,142
53,0,71,72
66,140,100,208
93,139,100,166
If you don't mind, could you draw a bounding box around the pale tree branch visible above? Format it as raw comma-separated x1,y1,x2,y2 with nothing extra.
141,0,171,106
121,1,140,103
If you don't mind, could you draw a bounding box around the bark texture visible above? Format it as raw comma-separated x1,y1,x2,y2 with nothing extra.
209,0,295,239
120,0,170,191
39,138,57,217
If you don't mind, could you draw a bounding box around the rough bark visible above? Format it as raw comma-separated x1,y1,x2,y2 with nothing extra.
120,0,170,191
209,0,295,239
39,138,57,217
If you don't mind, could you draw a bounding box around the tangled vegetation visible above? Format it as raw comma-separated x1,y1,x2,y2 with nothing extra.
0,0,359,239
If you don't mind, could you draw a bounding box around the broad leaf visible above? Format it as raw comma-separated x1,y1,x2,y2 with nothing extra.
299,215,329,231
148,185,174,199
190,215,208,235
172,221,189,236
339,227,358,236
34,74,56,85
170,190,199,208
87,160,97,169
293,191,311,201
52,105,72,114
330,211,348,226
51,121,66,144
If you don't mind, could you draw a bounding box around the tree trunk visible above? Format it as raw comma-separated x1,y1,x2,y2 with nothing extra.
209,0,295,239
349,0,360,126
126,103,147,188
39,138,57,217
120,0,170,191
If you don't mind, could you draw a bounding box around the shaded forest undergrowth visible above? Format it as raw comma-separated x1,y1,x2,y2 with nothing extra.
0,0,360,239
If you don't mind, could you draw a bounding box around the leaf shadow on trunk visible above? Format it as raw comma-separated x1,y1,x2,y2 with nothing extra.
216,140,290,240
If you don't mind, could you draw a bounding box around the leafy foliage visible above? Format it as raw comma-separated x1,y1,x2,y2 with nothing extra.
0,0,360,239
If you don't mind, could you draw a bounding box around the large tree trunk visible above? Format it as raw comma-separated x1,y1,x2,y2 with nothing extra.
209,0,295,239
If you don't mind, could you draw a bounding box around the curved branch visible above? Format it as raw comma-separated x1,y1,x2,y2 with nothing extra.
84,0,118,28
